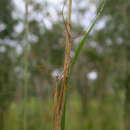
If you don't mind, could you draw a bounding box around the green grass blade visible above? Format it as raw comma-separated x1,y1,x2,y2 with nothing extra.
71,0,105,70
60,1,105,130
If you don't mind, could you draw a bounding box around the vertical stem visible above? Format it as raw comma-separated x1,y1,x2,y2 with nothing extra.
53,0,73,130
63,0,72,84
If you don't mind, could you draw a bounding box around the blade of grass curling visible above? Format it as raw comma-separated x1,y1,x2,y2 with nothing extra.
71,0,105,70
60,1,105,130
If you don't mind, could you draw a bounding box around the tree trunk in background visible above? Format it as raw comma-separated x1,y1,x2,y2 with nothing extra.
74,63,91,116
78,81,90,116
96,66,112,130
0,110,4,130
124,72,130,130
96,65,108,100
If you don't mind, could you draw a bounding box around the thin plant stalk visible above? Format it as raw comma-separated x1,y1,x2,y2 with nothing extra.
61,1,105,130
53,1,105,130
53,0,73,130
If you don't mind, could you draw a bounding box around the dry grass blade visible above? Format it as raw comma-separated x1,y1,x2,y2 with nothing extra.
53,0,73,130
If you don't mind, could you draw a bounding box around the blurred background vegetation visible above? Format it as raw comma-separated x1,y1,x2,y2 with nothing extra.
0,0,130,130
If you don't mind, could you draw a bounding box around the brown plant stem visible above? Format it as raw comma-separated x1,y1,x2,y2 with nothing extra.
53,0,73,130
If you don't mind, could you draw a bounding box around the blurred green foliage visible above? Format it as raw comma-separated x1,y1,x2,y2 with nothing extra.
3,93,124,130
0,0,130,130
